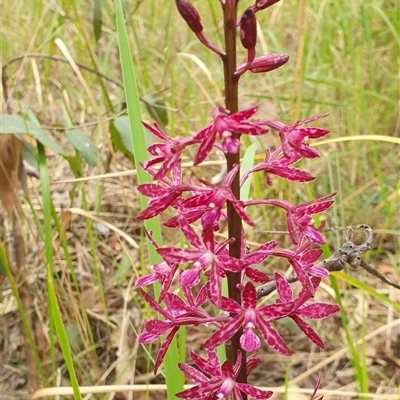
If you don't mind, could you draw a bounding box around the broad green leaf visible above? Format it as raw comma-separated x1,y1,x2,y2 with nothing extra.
21,140,38,169
111,116,134,155
27,109,42,127
0,114,65,155
109,119,135,162
112,115,154,156
65,129,98,166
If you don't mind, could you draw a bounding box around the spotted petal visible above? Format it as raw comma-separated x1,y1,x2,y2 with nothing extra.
236,383,273,399
189,349,221,378
256,315,291,356
203,314,244,349
291,315,324,348
242,282,257,309
153,328,179,373
244,267,269,283
297,303,340,319
267,165,315,183
178,363,209,384
274,272,293,303
135,273,158,287
175,379,223,399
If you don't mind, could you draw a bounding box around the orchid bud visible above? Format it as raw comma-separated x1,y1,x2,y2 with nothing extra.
240,8,257,49
249,54,289,73
255,0,281,11
236,54,289,76
175,0,203,33
246,356,261,375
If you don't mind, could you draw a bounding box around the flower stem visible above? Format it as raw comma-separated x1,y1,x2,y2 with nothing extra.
222,0,247,390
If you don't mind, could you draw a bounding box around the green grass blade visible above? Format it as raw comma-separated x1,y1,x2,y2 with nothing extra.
0,243,45,385
332,271,400,311
240,143,257,201
37,142,82,400
114,0,184,397
329,274,369,397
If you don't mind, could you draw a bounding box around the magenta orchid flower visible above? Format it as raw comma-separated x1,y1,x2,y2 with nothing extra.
240,148,315,186
204,282,293,354
275,273,339,348
176,349,273,400
157,220,244,306
134,231,179,302
135,181,182,220
141,121,197,180
181,164,254,228
264,243,318,297
245,193,335,244
266,239,330,297
138,286,221,373
259,113,329,159
136,161,207,220
164,206,215,230
193,106,267,165
295,241,330,278
135,261,179,302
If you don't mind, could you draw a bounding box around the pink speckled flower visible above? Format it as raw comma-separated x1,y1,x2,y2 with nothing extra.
134,231,179,302
157,220,244,307
142,121,197,180
241,148,315,186
193,106,267,165
176,349,273,400
136,161,207,220
204,282,293,354
138,285,222,373
245,193,336,244
259,113,330,159
180,164,254,228
275,273,340,347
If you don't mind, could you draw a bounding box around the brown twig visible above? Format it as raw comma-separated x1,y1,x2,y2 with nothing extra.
360,259,400,291
256,224,400,299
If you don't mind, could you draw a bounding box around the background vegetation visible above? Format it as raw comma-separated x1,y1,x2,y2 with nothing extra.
1,0,399,399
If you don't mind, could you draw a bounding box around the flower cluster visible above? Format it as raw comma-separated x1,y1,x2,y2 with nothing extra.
135,1,339,399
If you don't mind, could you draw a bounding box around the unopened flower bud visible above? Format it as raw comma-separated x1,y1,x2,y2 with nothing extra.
175,0,203,33
246,355,261,375
249,54,289,73
240,8,257,49
254,0,281,11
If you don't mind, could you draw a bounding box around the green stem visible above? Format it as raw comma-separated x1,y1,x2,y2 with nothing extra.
222,0,247,390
